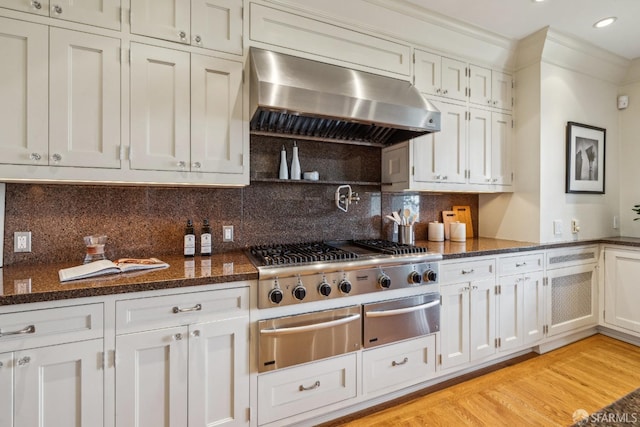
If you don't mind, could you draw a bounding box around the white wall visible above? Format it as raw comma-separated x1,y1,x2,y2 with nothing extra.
619,66,640,236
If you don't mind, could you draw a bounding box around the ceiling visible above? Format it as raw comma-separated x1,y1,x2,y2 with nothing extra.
405,0,640,60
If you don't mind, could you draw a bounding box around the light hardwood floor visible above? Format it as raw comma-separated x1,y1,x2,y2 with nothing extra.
324,334,640,427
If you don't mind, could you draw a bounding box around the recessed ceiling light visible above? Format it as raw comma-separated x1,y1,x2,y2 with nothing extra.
594,17,617,28
533,0,545,3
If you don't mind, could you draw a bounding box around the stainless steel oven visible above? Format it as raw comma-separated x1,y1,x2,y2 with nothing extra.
258,305,361,373
362,293,440,348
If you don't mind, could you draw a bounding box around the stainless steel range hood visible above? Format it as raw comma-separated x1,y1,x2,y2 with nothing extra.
249,48,440,146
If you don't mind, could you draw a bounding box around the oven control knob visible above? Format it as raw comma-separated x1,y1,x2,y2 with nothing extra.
318,281,332,297
424,269,437,282
268,288,283,305
338,279,352,294
409,271,422,284
378,274,391,289
293,285,307,301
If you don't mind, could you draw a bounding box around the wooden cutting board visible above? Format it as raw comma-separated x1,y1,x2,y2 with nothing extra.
453,205,474,238
442,210,458,240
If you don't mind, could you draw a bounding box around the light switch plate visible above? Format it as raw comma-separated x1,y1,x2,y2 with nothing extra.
223,225,234,242
553,220,563,236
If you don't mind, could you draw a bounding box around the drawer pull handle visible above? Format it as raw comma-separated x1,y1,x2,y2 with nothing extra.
299,381,320,391
172,304,202,314
0,324,36,338
461,269,475,275
392,357,409,367
17,356,31,366
516,262,527,267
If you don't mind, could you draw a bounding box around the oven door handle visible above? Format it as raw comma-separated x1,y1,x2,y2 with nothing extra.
260,314,361,336
365,300,439,318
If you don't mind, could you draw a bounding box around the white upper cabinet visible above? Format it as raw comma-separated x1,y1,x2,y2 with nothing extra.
469,64,512,110
468,108,513,186
191,54,244,174
414,50,466,102
130,43,191,172
130,0,243,55
0,21,120,169
0,0,121,30
49,28,121,169
0,17,48,166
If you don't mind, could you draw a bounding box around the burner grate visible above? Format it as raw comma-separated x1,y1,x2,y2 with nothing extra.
352,239,428,255
249,242,359,266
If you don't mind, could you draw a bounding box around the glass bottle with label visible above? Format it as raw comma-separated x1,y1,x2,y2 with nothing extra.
201,219,212,256
184,219,195,257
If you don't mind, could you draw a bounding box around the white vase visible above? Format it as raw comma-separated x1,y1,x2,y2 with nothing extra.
291,142,301,180
279,146,289,179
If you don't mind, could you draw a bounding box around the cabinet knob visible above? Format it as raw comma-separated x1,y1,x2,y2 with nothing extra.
29,152,42,162
52,4,62,14
192,161,201,169
190,330,200,338
488,100,492,105
51,153,62,163
173,333,183,341
492,178,498,183
443,89,448,95
31,0,42,9
177,160,186,170
0,361,3,368
178,31,187,42
193,35,202,44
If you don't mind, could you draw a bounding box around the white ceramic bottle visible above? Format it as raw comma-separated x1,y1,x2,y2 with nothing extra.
279,145,289,179
291,141,301,180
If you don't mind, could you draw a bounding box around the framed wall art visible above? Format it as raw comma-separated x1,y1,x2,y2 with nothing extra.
566,121,606,194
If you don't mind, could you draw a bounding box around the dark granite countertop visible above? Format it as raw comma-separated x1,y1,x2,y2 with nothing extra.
3,237,640,306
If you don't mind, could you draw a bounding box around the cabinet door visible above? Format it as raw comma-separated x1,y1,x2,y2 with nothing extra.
130,43,191,172
49,28,121,169
191,0,243,54
492,71,512,110
546,264,597,336
469,277,496,361
116,327,189,427
440,57,467,101
491,112,512,185
523,271,545,345
0,0,49,17
468,65,492,107
0,352,13,427
14,339,104,427
414,50,440,97
189,316,249,427
51,0,121,30
468,108,492,185
440,282,470,369
381,142,409,189
413,100,467,184
497,274,523,352
131,0,191,44
604,249,640,332
0,17,48,166
191,54,244,174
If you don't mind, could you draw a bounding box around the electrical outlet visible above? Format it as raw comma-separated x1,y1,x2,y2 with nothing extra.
14,231,32,253
223,225,234,242
613,215,619,229
571,219,580,234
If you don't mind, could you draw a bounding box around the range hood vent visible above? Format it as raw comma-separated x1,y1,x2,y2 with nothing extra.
249,48,440,146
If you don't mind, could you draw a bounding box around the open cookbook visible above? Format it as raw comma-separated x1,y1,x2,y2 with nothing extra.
59,258,169,282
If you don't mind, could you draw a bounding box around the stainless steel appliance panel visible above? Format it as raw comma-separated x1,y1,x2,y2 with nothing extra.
258,305,361,373
363,293,440,348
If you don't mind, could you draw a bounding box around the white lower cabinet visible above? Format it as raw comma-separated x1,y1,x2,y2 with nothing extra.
603,248,640,333
545,260,598,337
115,287,249,427
257,353,357,426
362,335,436,396
0,303,105,427
440,259,496,370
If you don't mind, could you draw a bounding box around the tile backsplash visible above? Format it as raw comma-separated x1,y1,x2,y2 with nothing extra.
2,182,478,266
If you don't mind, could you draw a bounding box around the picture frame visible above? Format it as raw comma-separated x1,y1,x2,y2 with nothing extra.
566,121,606,194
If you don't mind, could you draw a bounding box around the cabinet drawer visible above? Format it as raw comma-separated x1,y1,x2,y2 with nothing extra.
0,303,103,352
257,353,357,425
441,258,495,284
546,245,599,269
498,252,544,275
116,287,248,334
363,334,436,395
